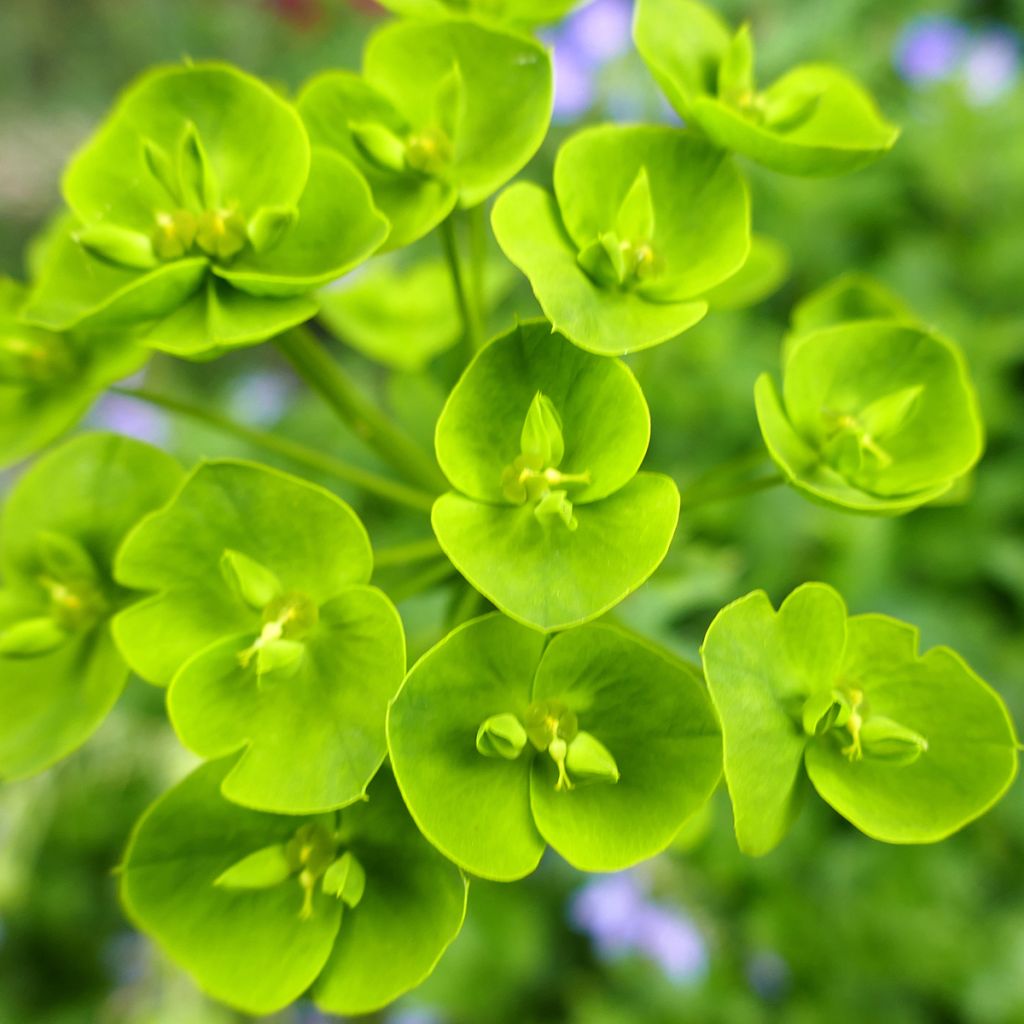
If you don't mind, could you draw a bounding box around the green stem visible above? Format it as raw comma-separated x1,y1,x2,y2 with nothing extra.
275,326,446,493
467,203,488,334
680,470,785,509
111,386,436,513
386,558,458,603
441,214,485,358
373,537,444,568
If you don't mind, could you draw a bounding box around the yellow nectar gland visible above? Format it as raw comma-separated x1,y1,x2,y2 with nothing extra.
840,688,865,761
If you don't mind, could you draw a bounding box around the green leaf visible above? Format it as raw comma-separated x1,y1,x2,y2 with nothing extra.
23,222,207,334
757,321,984,512
692,64,900,176
634,0,898,176
374,0,587,23
214,148,389,299
529,625,721,870
113,460,373,684
122,760,466,1017
141,277,318,359
701,583,847,855
633,0,732,119
317,251,513,372
214,844,293,890
363,17,552,208
388,614,546,880
435,320,650,505
298,72,457,251
432,474,680,632
492,183,707,355
63,63,310,236
167,586,405,814
0,433,182,779
0,277,149,468
389,614,721,878
804,614,1019,843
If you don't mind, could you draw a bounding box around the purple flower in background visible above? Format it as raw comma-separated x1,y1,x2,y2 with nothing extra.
227,368,294,428
569,871,648,954
632,904,708,982
894,16,968,83
566,0,633,65
385,1007,445,1024
569,870,708,985
746,949,790,1003
551,44,596,120
963,29,1021,104
88,394,169,446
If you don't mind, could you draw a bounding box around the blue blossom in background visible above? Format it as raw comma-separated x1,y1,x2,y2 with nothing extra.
963,28,1021,104
89,394,170,447
227,368,294,428
894,16,968,83
569,870,708,984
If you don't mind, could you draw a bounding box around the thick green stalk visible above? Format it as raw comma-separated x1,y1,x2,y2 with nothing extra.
373,537,444,569
111,386,436,513
275,326,447,493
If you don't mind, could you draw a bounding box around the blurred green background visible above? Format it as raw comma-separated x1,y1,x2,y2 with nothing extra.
1,1,1023,1022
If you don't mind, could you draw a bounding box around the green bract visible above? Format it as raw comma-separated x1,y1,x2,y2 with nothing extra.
755,320,984,514
388,614,722,879
492,125,750,355
121,759,467,1016
0,433,182,779
633,0,899,176
789,271,917,336
374,0,587,26
112,460,404,813
432,321,679,630
701,583,1019,855
299,17,551,247
23,63,388,357
0,278,147,467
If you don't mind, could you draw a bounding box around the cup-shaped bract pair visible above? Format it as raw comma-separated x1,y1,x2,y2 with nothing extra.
492,125,750,355
701,583,1018,855
431,321,680,630
755,317,984,513
0,278,147,467
374,0,587,25
633,0,899,176
23,63,389,358
299,16,552,249
388,614,722,880
121,759,466,1016
0,434,182,779
111,461,405,814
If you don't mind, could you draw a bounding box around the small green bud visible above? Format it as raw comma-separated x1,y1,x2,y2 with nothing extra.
247,205,297,253
718,23,756,105
801,688,852,737
195,207,249,262
524,699,578,750
37,531,100,586
0,617,69,658
220,548,283,610
256,638,306,680
404,128,452,176
860,715,929,766
476,712,528,760
214,843,292,890
0,330,75,386
142,137,182,204
152,210,198,261
520,391,565,467
858,385,925,441
178,120,219,210
349,121,408,173
565,730,620,786
534,489,578,531
321,851,366,909
75,223,158,270
615,165,656,243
